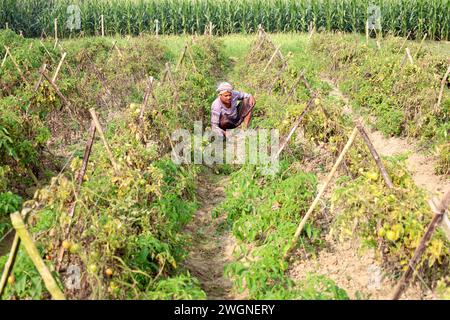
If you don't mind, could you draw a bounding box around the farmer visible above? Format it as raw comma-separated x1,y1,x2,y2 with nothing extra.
211,82,256,138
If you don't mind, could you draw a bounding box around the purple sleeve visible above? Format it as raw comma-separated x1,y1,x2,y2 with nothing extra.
211,100,225,136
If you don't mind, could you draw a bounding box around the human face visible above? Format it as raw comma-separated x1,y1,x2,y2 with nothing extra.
219,91,232,107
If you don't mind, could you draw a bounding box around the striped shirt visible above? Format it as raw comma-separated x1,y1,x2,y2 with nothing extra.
211,90,250,136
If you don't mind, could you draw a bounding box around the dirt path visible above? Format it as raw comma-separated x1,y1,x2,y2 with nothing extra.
183,169,239,300
323,77,449,198
287,76,444,299
289,240,433,300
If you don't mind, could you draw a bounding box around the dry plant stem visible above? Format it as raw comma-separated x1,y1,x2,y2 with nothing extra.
176,43,188,71
138,77,154,128
356,123,394,189
391,190,450,300
55,121,96,271
34,63,47,91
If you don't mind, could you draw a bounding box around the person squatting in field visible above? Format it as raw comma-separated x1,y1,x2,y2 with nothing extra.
211,82,256,139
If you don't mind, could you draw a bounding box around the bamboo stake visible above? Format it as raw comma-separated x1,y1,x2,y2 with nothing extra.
392,190,450,300
285,126,359,259
0,231,20,298
155,19,159,37
365,20,369,45
52,52,67,83
436,65,450,112
0,208,32,297
101,15,105,37
396,31,412,55
186,44,198,73
138,77,155,127
40,71,71,107
55,121,96,272
269,63,287,94
277,93,317,158
10,212,66,300
175,43,188,72
263,45,281,72
39,40,56,63
89,108,119,173
5,22,8,29
414,33,427,60
284,70,305,104
356,123,394,189
1,50,7,68
54,18,58,44
3,46,29,85
209,21,213,36
308,22,315,40
405,48,414,64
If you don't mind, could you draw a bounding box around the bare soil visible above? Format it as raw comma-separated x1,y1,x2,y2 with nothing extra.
183,169,243,300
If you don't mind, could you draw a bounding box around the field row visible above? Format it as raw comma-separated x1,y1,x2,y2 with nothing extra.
1,0,449,40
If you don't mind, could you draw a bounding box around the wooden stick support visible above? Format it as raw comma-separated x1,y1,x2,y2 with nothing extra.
277,93,317,158
40,71,71,107
391,189,450,300
1,50,7,68
52,52,67,83
0,230,21,297
39,40,56,63
155,19,159,37
285,126,359,259
263,45,281,72
308,22,315,40
54,18,58,43
0,207,33,297
403,48,414,65
55,121,96,272
356,122,394,189
414,33,427,59
101,15,105,37
138,76,155,126
3,46,29,85
436,65,450,112
284,70,305,104
175,43,188,72
396,31,411,55
10,212,66,300
365,20,369,45
186,44,198,73
89,108,120,173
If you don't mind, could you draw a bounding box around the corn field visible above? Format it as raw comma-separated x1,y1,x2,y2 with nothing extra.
0,0,449,40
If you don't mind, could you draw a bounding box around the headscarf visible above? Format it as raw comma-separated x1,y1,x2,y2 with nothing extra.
216,82,233,95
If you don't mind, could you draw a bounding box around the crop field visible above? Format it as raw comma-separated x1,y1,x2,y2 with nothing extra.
0,1,449,302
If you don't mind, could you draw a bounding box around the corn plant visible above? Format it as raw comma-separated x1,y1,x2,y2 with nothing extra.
0,0,448,40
